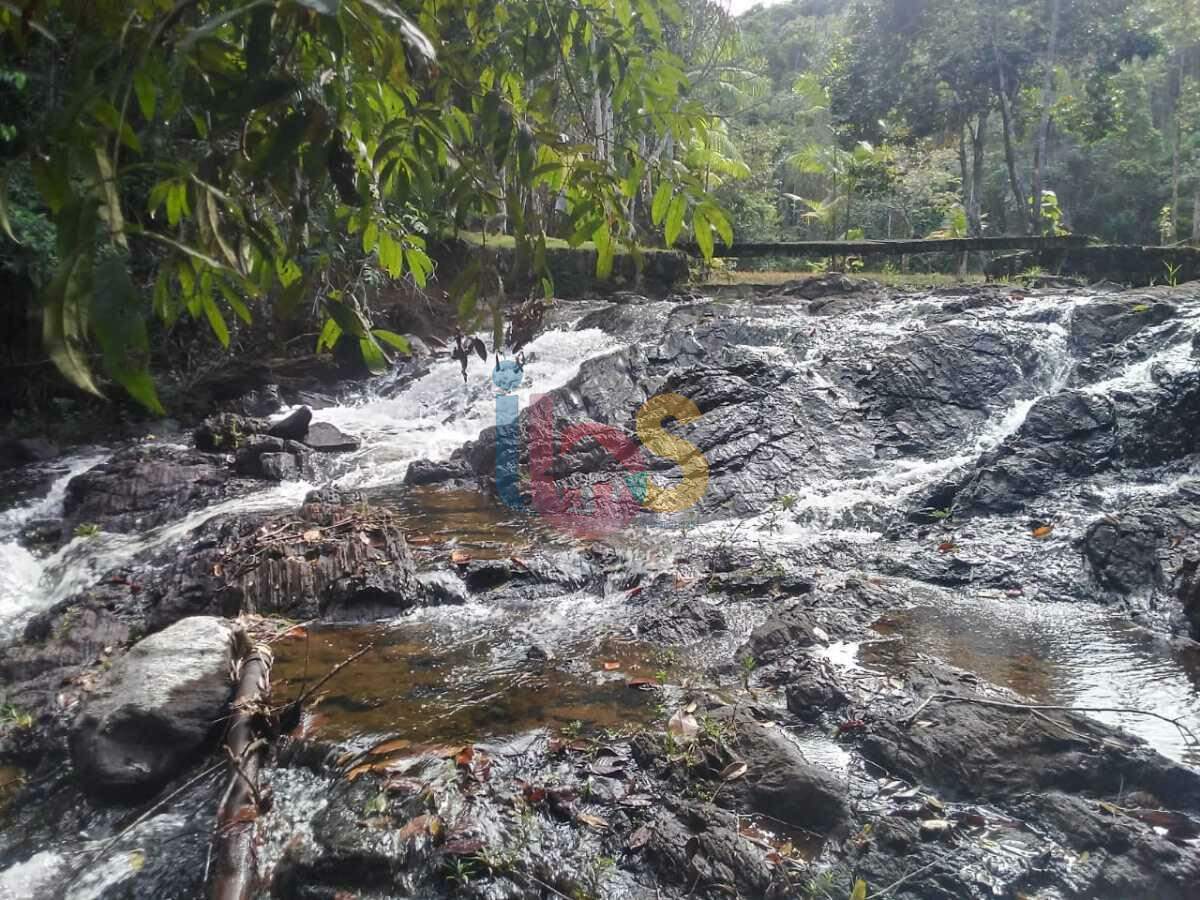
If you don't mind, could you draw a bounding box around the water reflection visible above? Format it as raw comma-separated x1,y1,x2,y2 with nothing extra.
865,597,1200,765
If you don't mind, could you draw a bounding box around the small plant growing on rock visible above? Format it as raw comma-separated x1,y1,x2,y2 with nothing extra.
73,522,100,538
1,705,32,730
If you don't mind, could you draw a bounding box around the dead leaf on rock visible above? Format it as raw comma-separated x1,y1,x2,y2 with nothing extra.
1032,524,1055,539
626,824,652,849
368,738,412,757
937,540,957,553
667,709,699,743
451,550,471,565
602,661,620,671
719,761,748,781
627,678,658,691
303,529,321,542
577,813,609,830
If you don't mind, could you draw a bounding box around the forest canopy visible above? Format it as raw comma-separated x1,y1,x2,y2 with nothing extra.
0,0,737,411
1,0,1198,412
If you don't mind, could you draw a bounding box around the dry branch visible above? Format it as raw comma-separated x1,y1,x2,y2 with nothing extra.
210,643,273,900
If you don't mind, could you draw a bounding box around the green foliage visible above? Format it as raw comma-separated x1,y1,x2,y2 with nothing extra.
2,0,733,410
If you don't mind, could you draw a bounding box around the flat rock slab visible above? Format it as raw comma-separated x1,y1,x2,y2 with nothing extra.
304,421,361,452
70,616,243,797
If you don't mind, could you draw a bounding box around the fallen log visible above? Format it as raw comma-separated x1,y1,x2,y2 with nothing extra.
210,642,274,900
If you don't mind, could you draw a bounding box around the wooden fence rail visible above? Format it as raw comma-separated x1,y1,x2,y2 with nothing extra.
682,235,1093,257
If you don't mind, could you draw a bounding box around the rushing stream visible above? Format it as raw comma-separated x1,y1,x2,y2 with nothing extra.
2,281,1199,898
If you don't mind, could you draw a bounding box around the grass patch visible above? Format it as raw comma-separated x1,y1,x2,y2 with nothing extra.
453,231,680,256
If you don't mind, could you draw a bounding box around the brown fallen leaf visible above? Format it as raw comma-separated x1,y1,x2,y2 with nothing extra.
626,824,652,849
1032,524,1055,539
602,661,621,671
303,528,321,542
937,540,957,553
577,812,609,830
454,746,476,767
451,549,471,565
667,709,699,743
368,738,412,757
627,678,658,690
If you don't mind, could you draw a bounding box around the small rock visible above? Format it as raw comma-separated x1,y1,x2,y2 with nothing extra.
268,406,314,442
303,421,361,452
194,413,267,452
259,452,298,481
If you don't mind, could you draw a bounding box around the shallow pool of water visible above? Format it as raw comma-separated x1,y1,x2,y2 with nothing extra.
865,596,1200,765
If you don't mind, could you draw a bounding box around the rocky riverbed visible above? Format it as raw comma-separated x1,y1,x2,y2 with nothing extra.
1,277,1199,899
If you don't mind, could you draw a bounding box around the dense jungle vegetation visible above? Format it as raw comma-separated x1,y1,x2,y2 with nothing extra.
0,0,1198,413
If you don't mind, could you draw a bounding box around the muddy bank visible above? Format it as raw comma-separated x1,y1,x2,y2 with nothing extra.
0,277,1199,898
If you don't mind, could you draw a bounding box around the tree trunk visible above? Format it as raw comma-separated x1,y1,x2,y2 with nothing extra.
1172,114,1182,243
1193,187,1199,244
1031,0,1061,235
992,34,1029,233
966,111,988,236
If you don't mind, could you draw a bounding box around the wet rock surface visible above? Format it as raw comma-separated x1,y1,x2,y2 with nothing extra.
62,443,248,535
3,281,1200,898
69,616,242,797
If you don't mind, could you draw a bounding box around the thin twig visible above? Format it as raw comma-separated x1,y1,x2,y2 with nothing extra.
285,642,375,711
903,693,1199,746
67,759,225,883
866,857,944,898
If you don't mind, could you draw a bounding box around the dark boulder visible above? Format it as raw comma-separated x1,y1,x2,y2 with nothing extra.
69,616,243,797
62,444,242,534
1179,556,1200,640
193,412,268,452
268,406,314,441
0,437,58,469
148,503,422,626
1114,367,1200,467
860,324,1040,457
952,391,1118,514
1083,513,1164,595
715,711,850,833
643,800,784,898
738,603,823,666
1070,298,1176,353
234,437,308,480
304,421,361,452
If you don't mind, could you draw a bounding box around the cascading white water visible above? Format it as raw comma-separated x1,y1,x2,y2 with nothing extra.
0,328,619,640
314,326,617,489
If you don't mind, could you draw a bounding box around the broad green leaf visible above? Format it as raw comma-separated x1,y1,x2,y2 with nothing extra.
132,70,156,121
693,207,713,261
0,173,18,243
201,292,230,348
701,202,733,247
362,221,379,254
593,222,614,280
371,329,411,354
664,194,686,247
44,252,103,398
850,879,868,900
316,316,341,352
358,335,388,375
91,99,141,154
324,298,369,337
217,281,252,324
651,182,672,227
93,253,163,413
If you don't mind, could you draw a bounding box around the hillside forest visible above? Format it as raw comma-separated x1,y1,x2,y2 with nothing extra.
0,0,1198,414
